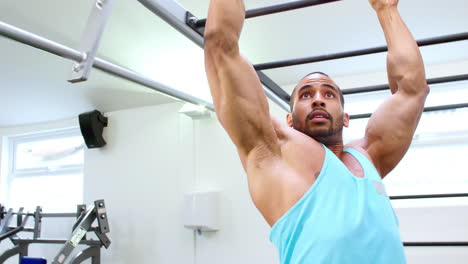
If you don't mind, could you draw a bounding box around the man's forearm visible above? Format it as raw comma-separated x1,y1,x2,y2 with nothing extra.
376,6,427,94
205,0,245,45
204,0,246,106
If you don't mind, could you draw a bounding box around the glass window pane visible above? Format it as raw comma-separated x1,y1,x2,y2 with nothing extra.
343,80,468,117
344,108,468,142
343,108,468,198
9,174,83,213
384,143,468,196
15,135,84,170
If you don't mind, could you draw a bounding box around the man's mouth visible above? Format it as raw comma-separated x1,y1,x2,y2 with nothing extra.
308,110,330,122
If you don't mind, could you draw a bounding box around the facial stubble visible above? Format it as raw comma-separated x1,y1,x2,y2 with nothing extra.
292,111,344,143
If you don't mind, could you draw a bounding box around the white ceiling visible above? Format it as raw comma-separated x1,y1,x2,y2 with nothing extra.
1,0,467,127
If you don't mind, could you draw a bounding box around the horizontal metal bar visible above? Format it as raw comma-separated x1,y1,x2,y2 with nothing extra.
404,242,468,247
42,213,77,218
349,113,373,119
0,214,30,241
12,238,102,245
93,58,215,110
0,226,24,241
0,20,214,111
391,193,468,200
424,103,468,113
195,0,341,27
342,73,468,95
349,103,468,120
254,32,468,70
0,21,84,61
11,212,76,218
256,71,291,109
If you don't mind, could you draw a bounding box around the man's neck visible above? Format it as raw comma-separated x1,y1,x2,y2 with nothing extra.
314,135,345,158
325,142,345,158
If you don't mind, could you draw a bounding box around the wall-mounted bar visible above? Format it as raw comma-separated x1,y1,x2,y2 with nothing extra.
0,21,215,111
342,73,468,95
390,193,468,200
194,0,341,28
404,242,468,247
349,103,468,120
254,32,468,71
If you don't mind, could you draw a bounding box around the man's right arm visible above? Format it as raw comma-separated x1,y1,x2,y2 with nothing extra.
204,0,280,163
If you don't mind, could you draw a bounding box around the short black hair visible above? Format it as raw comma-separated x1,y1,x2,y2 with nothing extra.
289,72,344,112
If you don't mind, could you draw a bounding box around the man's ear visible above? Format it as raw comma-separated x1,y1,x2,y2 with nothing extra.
343,113,350,128
286,113,293,127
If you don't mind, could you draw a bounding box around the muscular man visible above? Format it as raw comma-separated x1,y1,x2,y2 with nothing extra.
204,0,428,263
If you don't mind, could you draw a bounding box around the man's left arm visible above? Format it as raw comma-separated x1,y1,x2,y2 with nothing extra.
362,0,429,177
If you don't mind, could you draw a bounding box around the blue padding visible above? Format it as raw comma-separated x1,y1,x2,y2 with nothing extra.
20,257,47,264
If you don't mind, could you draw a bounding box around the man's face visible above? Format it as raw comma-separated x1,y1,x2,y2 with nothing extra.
286,73,349,143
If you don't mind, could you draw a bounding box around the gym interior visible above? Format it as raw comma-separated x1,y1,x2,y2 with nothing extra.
1,0,468,263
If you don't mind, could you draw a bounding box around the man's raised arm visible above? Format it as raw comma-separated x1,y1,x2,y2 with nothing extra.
204,0,280,161
362,0,430,177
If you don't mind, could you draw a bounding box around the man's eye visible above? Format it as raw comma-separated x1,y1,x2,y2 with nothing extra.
325,92,334,98
301,92,311,99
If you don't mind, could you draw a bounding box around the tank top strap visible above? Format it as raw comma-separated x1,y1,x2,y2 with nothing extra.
343,148,382,181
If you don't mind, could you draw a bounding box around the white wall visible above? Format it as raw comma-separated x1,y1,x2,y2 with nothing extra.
398,206,468,263
79,101,282,264
83,102,195,264
193,117,278,264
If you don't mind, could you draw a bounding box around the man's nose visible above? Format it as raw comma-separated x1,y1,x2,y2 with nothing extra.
312,98,325,108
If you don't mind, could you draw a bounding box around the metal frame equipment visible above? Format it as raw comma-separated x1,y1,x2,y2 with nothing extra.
0,200,111,264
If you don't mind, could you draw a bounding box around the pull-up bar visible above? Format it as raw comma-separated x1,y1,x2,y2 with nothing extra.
349,102,468,120
404,242,468,247
194,0,341,27
342,73,468,95
0,21,215,111
390,193,468,200
254,32,468,70
141,0,468,108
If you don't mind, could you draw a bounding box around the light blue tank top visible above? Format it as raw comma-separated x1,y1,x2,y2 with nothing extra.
270,145,406,264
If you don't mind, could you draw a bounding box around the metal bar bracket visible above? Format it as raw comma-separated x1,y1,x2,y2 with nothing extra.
94,200,109,234
16,208,24,227
185,12,203,37
69,0,113,83
33,206,42,239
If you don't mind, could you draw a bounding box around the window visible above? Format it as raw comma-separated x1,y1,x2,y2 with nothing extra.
5,128,84,212
343,81,468,207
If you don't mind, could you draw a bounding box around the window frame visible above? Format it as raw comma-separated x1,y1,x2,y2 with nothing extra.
7,127,84,179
